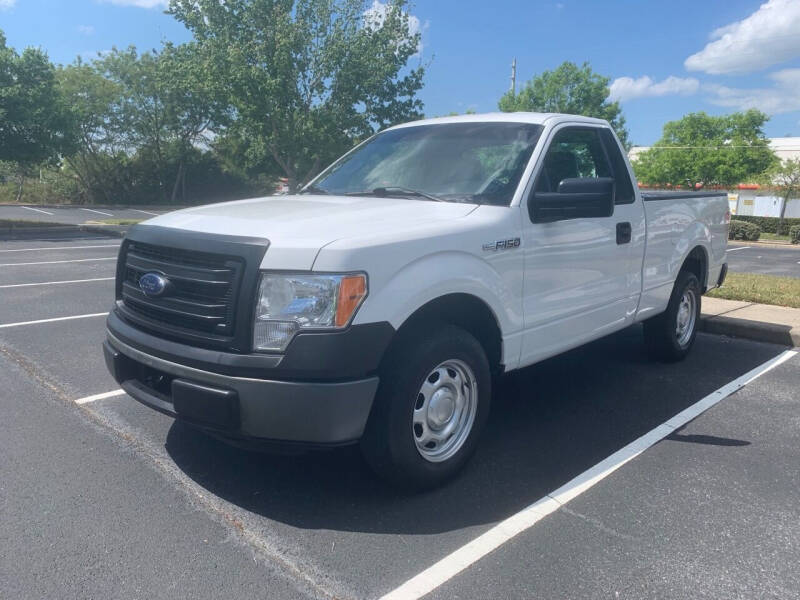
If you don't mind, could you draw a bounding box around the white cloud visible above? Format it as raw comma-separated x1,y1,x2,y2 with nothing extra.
0,0,16,11
77,25,95,35
685,0,800,74
363,0,426,55
608,75,699,102
99,0,168,8
705,68,800,115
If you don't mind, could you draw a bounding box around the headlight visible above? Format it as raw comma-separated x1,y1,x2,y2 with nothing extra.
253,272,367,351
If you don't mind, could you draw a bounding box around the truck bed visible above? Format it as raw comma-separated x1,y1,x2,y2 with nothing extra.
641,191,728,201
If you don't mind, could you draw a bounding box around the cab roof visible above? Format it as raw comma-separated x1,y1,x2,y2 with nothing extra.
386,112,610,130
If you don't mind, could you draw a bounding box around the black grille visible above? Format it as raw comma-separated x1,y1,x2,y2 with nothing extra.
120,241,244,340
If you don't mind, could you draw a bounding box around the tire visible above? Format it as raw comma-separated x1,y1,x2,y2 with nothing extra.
360,323,491,490
643,270,701,362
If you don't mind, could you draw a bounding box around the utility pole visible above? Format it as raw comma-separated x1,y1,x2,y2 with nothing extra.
510,58,517,95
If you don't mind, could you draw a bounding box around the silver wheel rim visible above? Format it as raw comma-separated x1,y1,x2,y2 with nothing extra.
675,287,697,347
412,359,478,463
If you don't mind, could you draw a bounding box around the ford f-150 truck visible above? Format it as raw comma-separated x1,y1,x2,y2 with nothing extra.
103,112,729,488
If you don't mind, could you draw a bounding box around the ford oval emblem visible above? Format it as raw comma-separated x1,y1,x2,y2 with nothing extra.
139,272,169,297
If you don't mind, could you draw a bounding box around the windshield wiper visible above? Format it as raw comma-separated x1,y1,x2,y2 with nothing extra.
345,186,445,202
299,184,330,195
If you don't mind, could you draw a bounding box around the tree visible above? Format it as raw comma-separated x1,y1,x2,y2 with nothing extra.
168,0,426,191
498,61,629,149
0,30,73,200
763,158,800,234
59,44,227,204
633,110,777,189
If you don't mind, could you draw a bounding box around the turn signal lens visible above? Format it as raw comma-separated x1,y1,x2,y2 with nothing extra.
336,274,367,327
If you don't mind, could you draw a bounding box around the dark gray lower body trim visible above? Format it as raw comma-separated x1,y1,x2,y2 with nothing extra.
104,332,379,444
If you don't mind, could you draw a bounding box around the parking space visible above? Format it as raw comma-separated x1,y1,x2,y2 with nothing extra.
2,235,799,599
0,204,168,225
726,243,800,278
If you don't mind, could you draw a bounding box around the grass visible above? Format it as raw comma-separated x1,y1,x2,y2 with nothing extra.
708,272,800,308
758,232,791,242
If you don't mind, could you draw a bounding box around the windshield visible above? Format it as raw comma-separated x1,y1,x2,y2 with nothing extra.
311,122,544,206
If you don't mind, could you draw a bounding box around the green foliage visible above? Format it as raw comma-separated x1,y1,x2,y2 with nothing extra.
728,219,761,241
790,225,800,244
0,31,73,169
168,0,426,191
633,110,777,189
731,215,800,235
498,61,629,149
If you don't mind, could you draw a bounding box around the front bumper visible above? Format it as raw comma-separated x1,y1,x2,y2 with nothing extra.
104,330,380,445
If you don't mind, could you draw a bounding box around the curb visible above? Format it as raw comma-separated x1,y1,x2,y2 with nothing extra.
699,314,800,347
728,240,800,249
79,224,128,238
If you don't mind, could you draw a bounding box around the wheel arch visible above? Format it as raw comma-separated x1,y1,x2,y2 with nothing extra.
384,293,505,376
680,244,710,292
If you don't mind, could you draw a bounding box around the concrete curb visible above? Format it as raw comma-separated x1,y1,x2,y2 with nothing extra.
699,314,800,347
728,240,800,249
79,224,128,238
0,222,128,239
700,297,800,347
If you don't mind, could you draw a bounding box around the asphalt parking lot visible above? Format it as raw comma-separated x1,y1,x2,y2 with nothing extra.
726,243,800,278
2,232,799,599
0,204,167,225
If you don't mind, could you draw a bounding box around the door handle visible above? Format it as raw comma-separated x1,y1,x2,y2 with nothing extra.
616,222,632,244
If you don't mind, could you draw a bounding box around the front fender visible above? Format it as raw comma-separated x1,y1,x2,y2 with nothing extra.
353,250,523,368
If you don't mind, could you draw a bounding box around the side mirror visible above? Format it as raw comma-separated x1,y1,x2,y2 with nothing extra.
530,177,615,223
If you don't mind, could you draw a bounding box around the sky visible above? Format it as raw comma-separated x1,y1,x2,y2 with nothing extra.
2,0,800,146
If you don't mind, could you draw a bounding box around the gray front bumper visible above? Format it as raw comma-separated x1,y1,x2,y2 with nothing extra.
104,331,379,444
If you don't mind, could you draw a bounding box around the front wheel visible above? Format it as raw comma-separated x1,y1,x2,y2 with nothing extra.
643,270,701,362
360,324,491,490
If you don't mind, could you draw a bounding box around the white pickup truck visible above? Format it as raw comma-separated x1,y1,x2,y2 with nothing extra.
103,112,729,488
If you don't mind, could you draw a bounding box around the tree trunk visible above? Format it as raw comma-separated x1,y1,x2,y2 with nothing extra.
170,161,184,204
15,170,24,203
778,194,788,236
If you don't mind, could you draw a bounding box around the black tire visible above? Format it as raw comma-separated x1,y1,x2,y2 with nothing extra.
360,323,491,490
643,270,701,362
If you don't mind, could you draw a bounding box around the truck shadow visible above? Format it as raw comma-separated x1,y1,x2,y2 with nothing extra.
164,327,784,535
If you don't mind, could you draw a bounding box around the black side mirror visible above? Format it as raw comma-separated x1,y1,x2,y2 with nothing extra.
530,177,615,223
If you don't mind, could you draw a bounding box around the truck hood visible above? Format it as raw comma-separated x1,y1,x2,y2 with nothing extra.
142,194,479,270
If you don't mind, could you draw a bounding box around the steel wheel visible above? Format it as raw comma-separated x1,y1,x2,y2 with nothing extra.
675,287,697,347
412,359,478,463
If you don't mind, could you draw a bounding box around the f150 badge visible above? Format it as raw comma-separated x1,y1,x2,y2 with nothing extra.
482,238,521,251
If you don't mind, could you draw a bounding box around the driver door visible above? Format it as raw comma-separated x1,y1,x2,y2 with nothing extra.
519,124,644,367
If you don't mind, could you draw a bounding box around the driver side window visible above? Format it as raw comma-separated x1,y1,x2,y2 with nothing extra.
534,128,611,193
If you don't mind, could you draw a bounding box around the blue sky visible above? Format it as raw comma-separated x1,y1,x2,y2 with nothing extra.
2,0,800,145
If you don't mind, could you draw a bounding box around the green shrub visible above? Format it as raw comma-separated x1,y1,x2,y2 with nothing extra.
790,225,800,244
729,220,761,241
732,214,800,235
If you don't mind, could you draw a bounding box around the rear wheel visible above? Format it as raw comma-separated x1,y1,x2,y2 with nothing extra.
360,323,491,490
643,270,701,362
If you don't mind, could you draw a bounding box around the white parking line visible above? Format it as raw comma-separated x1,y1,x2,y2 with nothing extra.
0,312,108,329
0,257,116,267
20,206,54,215
0,244,120,253
80,207,113,216
75,389,125,405
0,277,114,289
380,349,798,600
726,246,751,252
130,209,159,216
